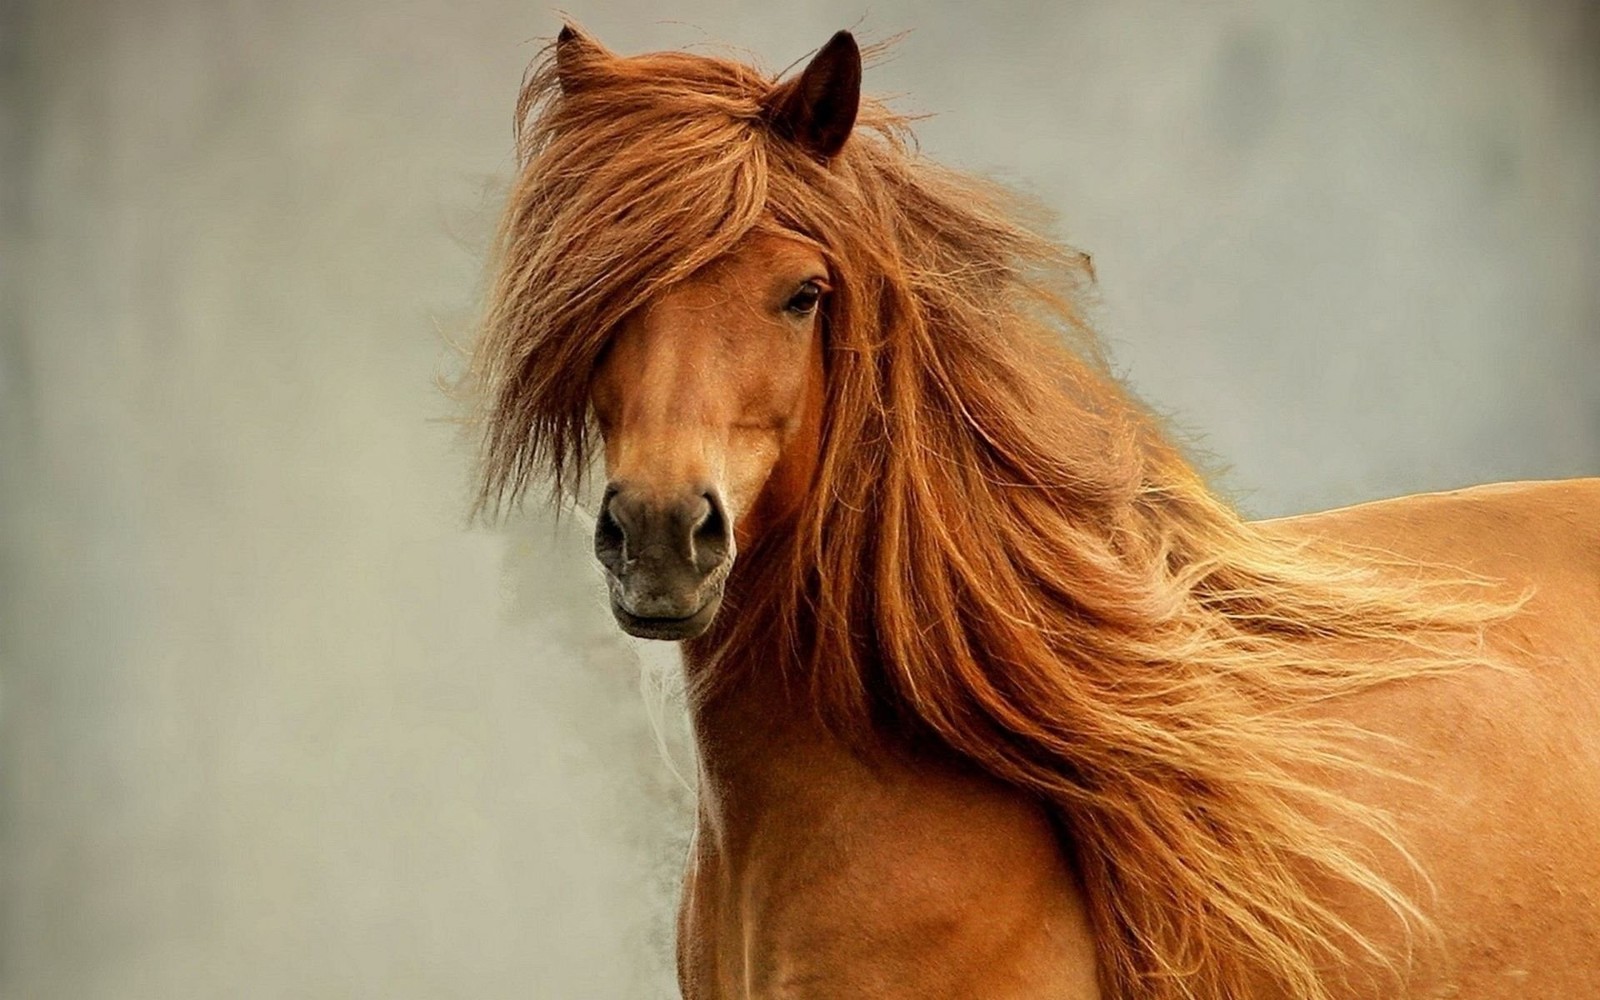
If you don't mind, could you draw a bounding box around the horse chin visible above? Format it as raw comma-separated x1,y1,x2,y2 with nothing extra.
610,593,722,641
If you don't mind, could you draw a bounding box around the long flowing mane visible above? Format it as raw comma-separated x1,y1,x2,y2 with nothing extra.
471,32,1515,1000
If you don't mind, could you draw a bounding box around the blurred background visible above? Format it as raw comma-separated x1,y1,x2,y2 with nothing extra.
1,1,1595,997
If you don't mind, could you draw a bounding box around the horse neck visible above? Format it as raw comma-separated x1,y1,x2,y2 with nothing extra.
675,616,1105,1000
678,638,846,846
677,585,1036,859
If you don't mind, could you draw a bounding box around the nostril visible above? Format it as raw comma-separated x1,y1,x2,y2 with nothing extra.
597,505,625,549
693,490,730,570
594,488,627,574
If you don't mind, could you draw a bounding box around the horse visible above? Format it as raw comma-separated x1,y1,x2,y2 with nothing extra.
469,24,1600,1000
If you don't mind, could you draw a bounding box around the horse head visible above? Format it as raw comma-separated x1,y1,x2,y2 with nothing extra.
573,29,860,640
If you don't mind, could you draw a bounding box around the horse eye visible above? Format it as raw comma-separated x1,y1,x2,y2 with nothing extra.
784,281,822,316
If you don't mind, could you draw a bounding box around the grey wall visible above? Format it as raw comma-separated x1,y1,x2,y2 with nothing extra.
2,2,1595,998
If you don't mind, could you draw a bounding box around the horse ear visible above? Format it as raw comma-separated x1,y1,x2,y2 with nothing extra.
555,23,607,93
766,31,861,161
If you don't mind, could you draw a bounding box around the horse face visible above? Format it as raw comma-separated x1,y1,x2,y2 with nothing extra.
588,231,828,640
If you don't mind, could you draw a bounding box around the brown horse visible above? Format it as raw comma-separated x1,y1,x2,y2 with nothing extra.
470,25,1600,1000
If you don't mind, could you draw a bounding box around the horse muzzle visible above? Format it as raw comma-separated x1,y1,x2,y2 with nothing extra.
594,482,732,640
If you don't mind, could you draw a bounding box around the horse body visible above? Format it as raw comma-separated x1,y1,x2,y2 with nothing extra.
678,479,1600,999
471,25,1600,999
1264,479,1600,997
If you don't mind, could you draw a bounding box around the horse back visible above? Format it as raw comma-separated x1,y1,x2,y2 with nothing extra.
1266,477,1599,609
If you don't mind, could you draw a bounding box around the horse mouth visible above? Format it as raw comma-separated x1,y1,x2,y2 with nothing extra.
610,596,721,640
